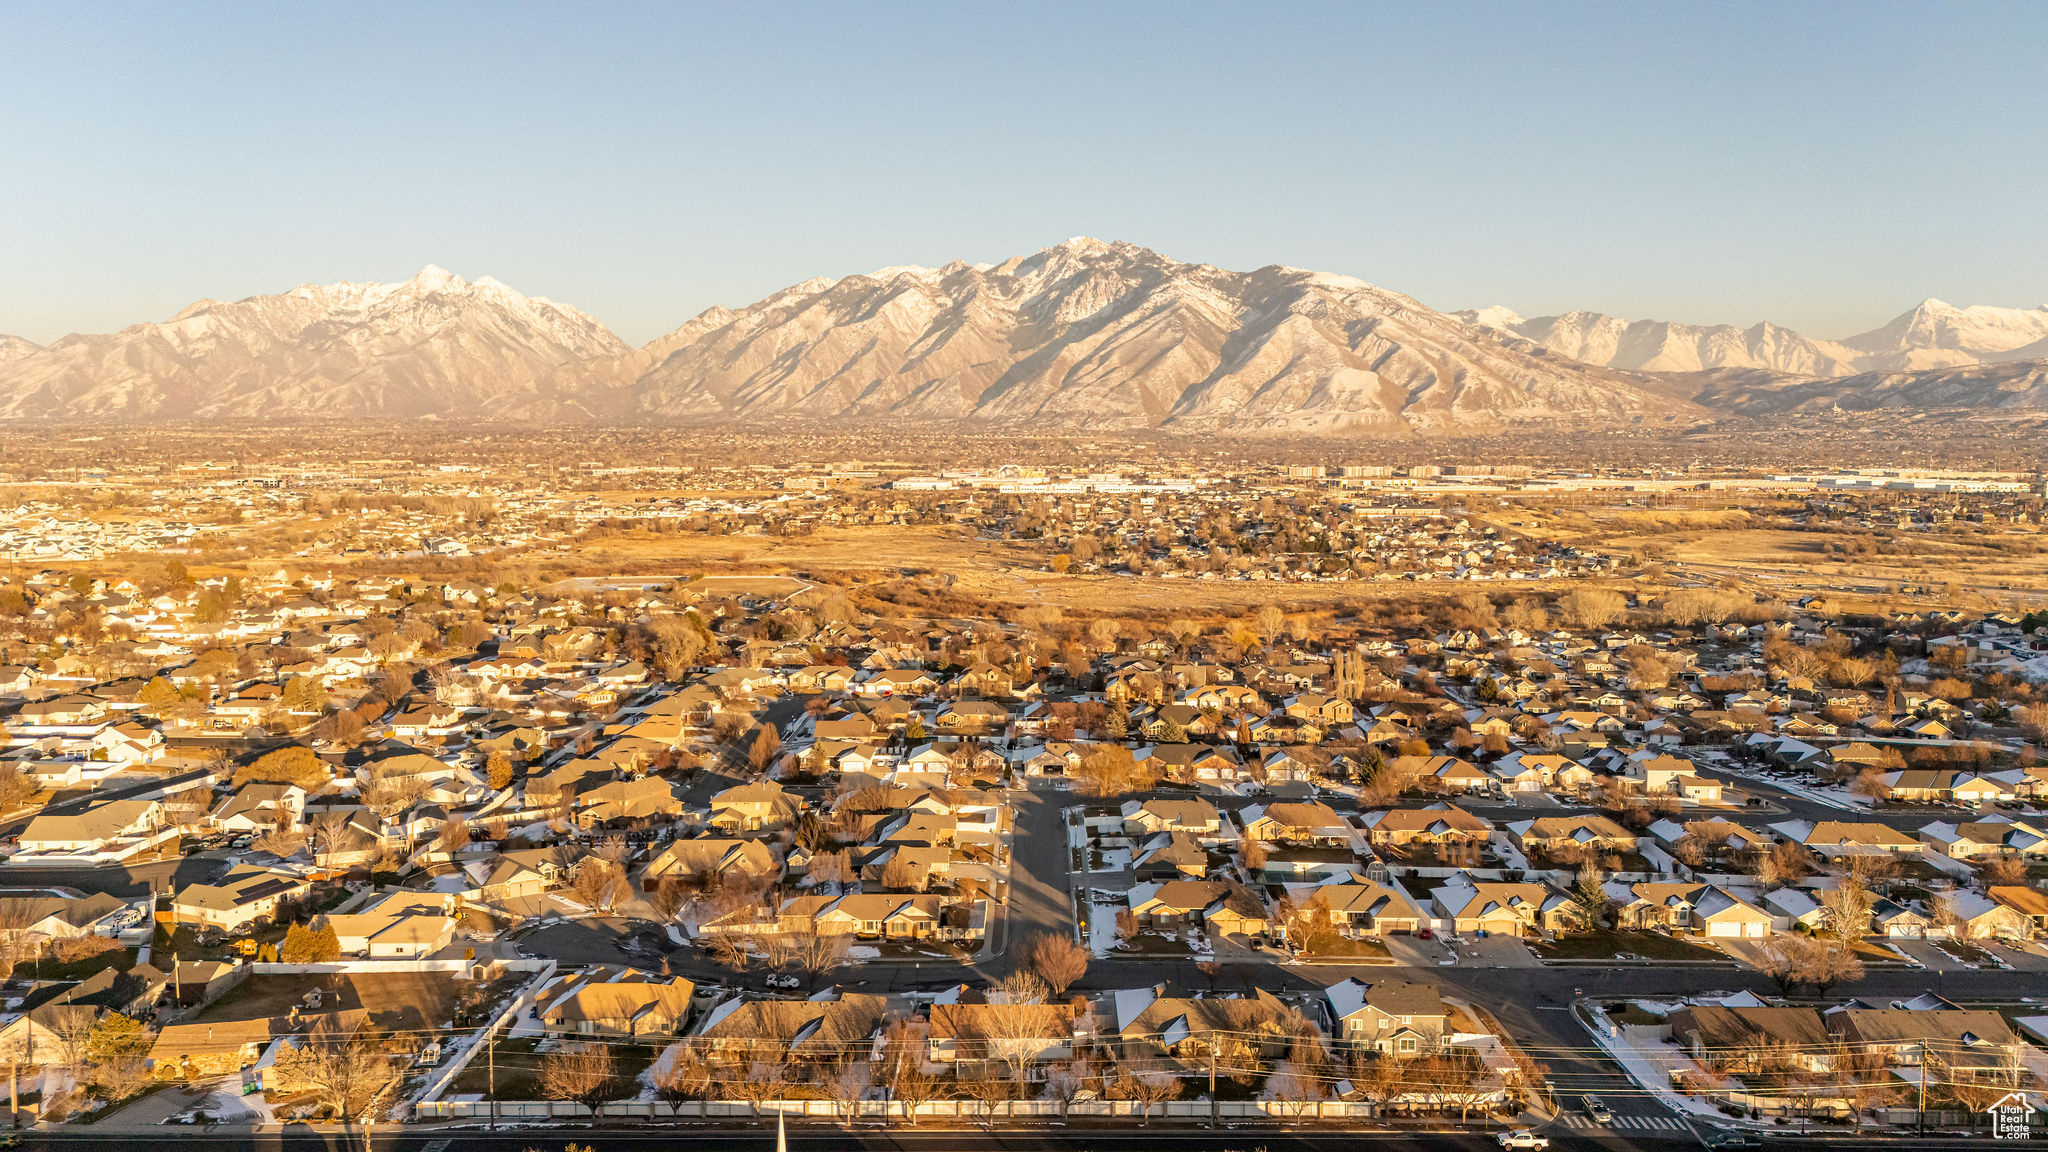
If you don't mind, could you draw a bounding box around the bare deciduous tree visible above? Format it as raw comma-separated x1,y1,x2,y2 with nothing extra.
1023,932,1089,997
538,1040,616,1114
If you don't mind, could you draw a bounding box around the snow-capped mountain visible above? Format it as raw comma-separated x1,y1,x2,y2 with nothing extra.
1453,309,1863,377
1457,299,2048,377
629,238,1693,431
1837,299,2048,370
3,246,2042,427
0,266,632,419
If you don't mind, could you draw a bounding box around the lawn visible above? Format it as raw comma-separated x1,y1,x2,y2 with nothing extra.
1534,929,1722,961
1300,930,1391,961
448,1034,662,1100
8,942,133,982
1114,931,1205,957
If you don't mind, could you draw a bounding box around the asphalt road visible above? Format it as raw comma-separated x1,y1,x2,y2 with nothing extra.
993,783,1076,973
14,1127,1720,1152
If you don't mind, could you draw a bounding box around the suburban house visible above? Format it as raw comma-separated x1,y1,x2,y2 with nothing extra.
1106,986,1294,1072
926,1001,1079,1076
1431,880,1580,937
1310,881,1426,937
1360,804,1493,851
1829,1009,2023,1085
1667,1005,1835,1073
1120,797,1223,841
539,972,695,1037
644,837,780,884
708,781,801,833
171,866,315,934
1323,978,1449,1054
1508,814,1639,858
692,991,887,1065
1239,801,1350,846
1126,880,1270,937
1918,818,2047,861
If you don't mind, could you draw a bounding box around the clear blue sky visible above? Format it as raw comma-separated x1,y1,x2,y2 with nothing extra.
3,2,2043,345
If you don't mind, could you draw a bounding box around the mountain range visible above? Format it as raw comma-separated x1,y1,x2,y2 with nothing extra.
1,240,2042,430
1453,299,2048,377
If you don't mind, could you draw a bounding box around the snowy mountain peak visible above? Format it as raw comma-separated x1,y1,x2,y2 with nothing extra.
410,264,462,291
1452,306,1527,332
0,265,629,419
628,240,1689,431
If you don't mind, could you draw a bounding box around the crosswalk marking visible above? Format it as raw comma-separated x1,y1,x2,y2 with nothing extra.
1557,1113,1690,1131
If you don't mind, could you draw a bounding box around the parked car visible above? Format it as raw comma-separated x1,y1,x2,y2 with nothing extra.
1497,1131,1549,1150
1703,1133,1760,1149
1416,927,1434,940
1582,1094,1614,1123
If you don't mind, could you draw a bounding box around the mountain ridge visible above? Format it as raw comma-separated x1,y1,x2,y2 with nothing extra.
1456,298,2048,377
0,242,2042,429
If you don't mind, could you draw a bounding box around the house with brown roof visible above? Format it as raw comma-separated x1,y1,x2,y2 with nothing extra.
1829,1009,2023,1085
1988,886,2048,936
150,1016,281,1080
1106,986,1293,1073
1323,978,1448,1054
693,991,887,1065
927,1001,1079,1075
1239,801,1350,846
1667,1005,1834,1074
539,972,695,1037
1310,880,1424,937
708,781,800,833
1360,804,1493,849
1508,814,1638,858
1126,880,1268,937
1120,797,1222,841
644,837,780,884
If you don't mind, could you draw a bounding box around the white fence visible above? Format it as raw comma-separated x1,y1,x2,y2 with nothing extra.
408,960,558,1112
415,1098,1395,1121
252,958,554,975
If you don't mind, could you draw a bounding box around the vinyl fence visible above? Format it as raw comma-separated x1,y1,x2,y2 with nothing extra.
415,1098,1394,1121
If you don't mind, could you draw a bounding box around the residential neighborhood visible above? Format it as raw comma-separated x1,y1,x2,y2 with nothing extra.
0,450,2039,1146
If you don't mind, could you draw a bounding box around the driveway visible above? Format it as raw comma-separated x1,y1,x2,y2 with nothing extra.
1458,934,1541,968
1990,941,2048,972
1893,937,1975,971
1385,933,1458,967
1714,938,1775,970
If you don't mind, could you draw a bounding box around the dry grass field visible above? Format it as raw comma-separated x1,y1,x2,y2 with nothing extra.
565,524,1592,614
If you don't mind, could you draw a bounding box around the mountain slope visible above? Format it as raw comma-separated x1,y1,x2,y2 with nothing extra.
0,336,39,365
1688,359,2048,415
1454,308,1863,376
0,267,631,419
1837,299,2048,370
1457,297,2048,378
630,239,1696,431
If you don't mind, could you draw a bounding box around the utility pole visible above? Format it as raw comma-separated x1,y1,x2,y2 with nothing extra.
1209,1047,1217,1129
1918,1050,1927,1137
487,1030,496,1130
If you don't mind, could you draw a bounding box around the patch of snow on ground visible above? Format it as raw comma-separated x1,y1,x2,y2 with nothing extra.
1086,891,1123,958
